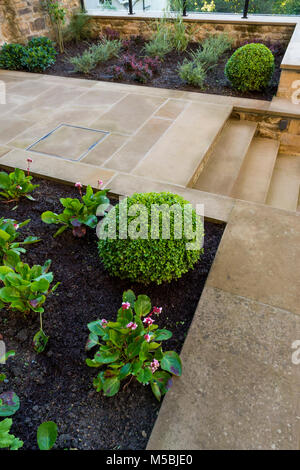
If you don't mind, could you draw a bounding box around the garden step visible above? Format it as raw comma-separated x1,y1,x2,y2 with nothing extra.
193,119,257,196
133,101,232,187
230,138,280,204
266,154,300,212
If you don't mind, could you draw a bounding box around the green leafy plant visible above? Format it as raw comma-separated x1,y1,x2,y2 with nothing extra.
42,0,66,53
64,11,91,43
144,32,173,59
0,43,26,71
179,59,206,87
225,43,275,92
0,218,40,266
0,352,23,450
27,37,57,59
37,421,58,450
41,182,110,238
190,34,233,67
0,418,23,450
98,192,204,284
86,290,182,401
69,49,97,74
89,39,122,63
0,167,39,203
21,46,56,72
0,259,59,315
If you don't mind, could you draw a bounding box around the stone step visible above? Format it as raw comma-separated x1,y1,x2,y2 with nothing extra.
231,138,280,204
133,101,232,187
266,154,300,212
193,119,257,196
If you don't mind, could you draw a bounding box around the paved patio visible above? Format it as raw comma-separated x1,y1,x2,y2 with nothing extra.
0,70,300,449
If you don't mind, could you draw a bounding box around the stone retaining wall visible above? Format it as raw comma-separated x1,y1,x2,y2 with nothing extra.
233,111,300,156
88,15,295,47
0,0,81,45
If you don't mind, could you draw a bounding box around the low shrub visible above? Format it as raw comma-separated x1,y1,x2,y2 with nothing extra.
132,62,153,83
225,43,275,92
69,49,96,74
178,59,206,87
0,43,26,71
27,37,57,59
64,12,91,43
190,34,233,67
89,39,122,63
86,290,182,401
98,192,204,284
144,37,173,59
110,65,125,80
20,46,56,72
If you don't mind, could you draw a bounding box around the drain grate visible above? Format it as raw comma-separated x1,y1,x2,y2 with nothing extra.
26,124,109,161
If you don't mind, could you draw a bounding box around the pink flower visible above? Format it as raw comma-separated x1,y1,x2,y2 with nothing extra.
153,306,162,315
26,157,33,176
150,359,160,373
75,182,82,188
127,322,137,330
98,179,103,188
144,333,151,343
13,223,19,230
143,317,154,326
122,302,130,310
27,158,33,163
101,319,108,328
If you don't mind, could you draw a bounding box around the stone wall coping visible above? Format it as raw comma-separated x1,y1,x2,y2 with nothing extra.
86,10,300,26
281,23,300,70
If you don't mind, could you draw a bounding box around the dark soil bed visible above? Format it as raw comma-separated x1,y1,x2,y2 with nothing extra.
46,37,285,101
0,176,225,450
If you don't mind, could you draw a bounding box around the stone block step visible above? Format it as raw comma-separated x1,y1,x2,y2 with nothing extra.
193,119,257,196
133,101,232,187
266,154,300,212
231,138,280,204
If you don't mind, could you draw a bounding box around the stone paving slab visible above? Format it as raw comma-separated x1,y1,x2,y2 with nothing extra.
133,101,232,186
0,148,116,188
207,200,300,315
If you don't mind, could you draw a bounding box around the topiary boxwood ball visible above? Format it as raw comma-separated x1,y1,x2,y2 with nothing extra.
225,43,275,92
98,192,204,284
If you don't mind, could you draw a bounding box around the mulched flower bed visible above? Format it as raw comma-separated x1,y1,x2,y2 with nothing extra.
0,176,225,450
46,37,285,101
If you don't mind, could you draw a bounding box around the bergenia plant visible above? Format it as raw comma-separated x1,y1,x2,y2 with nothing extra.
0,166,39,202
0,260,59,353
41,182,110,237
86,290,182,401
0,259,59,314
0,218,40,266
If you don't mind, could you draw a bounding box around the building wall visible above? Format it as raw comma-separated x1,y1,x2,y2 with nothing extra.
0,0,81,45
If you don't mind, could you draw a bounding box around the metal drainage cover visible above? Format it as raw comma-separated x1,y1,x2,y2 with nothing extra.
27,124,109,161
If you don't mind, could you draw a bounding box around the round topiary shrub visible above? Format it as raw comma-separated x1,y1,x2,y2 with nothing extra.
225,43,275,92
98,192,204,284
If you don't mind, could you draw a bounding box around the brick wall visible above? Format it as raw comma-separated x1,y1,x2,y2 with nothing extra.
0,0,81,45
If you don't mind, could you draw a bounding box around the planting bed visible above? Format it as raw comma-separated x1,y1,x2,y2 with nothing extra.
47,37,285,101
0,175,225,450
